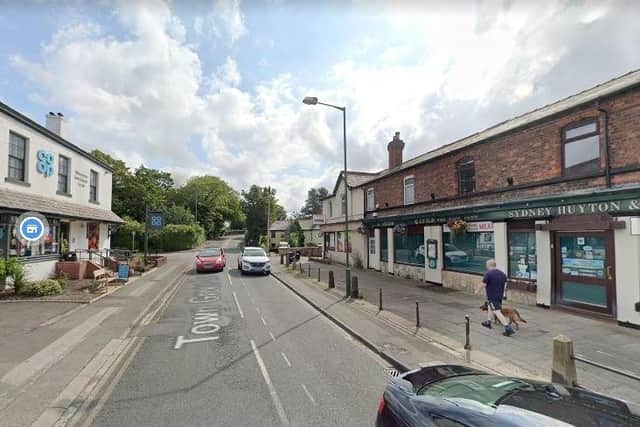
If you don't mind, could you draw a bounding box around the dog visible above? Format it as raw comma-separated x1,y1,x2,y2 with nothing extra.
480,301,527,330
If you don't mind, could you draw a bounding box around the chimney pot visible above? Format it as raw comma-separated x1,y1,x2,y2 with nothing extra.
387,131,405,169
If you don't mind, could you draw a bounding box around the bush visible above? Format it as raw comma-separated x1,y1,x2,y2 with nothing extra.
20,279,63,297
56,272,69,290
0,258,27,293
158,224,205,252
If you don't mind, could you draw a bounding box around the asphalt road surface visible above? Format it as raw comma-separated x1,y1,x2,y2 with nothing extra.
89,236,388,427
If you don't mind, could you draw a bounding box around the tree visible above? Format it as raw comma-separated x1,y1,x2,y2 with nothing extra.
241,186,286,245
164,205,196,225
300,187,329,216
172,176,244,238
288,219,302,247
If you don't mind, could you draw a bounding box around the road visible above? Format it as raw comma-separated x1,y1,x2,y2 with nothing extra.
88,235,388,427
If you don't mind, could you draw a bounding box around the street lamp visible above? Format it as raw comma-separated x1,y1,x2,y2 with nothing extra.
302,96,351,297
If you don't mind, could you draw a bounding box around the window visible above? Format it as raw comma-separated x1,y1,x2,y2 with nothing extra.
458,157,475,195
57,155,70,194
328,232,335,250
8,133,26,182
328,201,333,217
403,176,415,205
270,231,276,238
89,170,98,202
7,216,60,257
394,224,424,265
367,188,375,211
380,229,388,261
341,193,346,215
563,119,600,176
443,222,494,274
336,231,352,252
508,221,537,280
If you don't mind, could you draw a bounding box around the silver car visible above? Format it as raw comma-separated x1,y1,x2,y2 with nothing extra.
237,247,271,275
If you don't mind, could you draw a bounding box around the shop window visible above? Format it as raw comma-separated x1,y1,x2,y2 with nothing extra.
457,157,475,195
563,119,600,176
443,222,494,274
367,188,375,211
8,132,27,182
508,221,537,280
329,232,335,250
403,177,415,205
380,229,388,261
336,231,352,253
394,224,424,266
8,216,60,257
57,155,70,194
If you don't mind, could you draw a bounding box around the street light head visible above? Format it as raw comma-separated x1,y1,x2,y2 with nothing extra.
302,96,318,105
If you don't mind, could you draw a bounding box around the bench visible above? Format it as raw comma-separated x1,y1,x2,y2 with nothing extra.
91,268,118,293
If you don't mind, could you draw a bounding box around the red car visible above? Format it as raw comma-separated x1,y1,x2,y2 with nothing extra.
195,248,226,273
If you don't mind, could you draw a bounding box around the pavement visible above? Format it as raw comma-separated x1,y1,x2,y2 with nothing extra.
280,258,640,405
0,247,195,427
89,237,390,427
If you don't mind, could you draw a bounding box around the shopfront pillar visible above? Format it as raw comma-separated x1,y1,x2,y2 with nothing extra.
536,220,552,307
372,228,381,271
424,225,443,284
387,228,394,274
493,222,508,273
614,217,640,326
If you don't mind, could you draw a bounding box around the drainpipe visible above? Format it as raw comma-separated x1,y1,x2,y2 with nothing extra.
596,100,611,187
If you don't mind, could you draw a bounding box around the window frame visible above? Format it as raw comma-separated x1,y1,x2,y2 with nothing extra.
366,188,375,211
380,228,388,262
89,169,99,203
341,193,346,215
457,156,475,196
328,201,333,218
57,155,71,195
403,176,415,206
393,224,424,266
561,117,601,177
7,132,28,183
442,224,495,276
507,220,537,282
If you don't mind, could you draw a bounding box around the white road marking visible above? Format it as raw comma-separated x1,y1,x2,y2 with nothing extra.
233,291,245,318
250,340,291,426
301,384,317,406
256,307,261,313
174,335,219,349
261,317,267,325
269,331,276,342
1,307,120,388
281,352,292,368
227,272,233,285
39,305,84,327
596,350,615,357
430,341,462,357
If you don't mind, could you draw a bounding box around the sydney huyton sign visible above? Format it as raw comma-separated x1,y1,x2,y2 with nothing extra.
506,199,640,219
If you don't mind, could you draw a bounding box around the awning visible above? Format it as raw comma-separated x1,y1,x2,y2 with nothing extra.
0,187,124,223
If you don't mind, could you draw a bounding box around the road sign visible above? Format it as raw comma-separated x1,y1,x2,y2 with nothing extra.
19,216,45,241
148,212,164,230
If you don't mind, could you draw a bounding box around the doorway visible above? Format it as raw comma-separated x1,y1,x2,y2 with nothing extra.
553,231,616,316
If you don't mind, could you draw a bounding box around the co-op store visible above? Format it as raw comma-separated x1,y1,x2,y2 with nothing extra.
365,186,640,328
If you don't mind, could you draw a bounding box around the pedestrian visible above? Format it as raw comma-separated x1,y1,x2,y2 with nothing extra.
476,259,515,337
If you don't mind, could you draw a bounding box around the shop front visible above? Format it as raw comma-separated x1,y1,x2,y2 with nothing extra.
364,186,640,327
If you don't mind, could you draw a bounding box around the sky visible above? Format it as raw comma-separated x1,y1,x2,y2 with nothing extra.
1,0,639,213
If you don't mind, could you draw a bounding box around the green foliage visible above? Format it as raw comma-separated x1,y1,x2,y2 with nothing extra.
111,216,145,250
301,187,329,215
0,258,27,293
164,204,196,225
288,220,303,247
157,224,205,252
242,186,287,245
258,234,268,250
20,280,63,297
56,272,69,290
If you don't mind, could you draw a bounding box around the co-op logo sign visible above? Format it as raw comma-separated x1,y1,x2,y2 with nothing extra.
36,150,55,178
18,212,49,242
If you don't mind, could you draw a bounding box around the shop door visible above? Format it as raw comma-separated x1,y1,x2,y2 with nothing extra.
553,231,615,316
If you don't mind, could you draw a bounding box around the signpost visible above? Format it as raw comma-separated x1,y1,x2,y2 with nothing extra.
144,207,164,264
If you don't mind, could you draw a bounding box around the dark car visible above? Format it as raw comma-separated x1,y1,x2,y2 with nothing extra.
376,364,640,427
195,248,225,273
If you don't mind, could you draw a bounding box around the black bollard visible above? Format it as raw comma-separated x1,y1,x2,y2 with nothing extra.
328,270,335,288
416,302,420,328
280,254,284,265
317,267,321,282
299,262,303,273
351,276,359,298
464,315,471,350
308,263,311,277
379,288,383,311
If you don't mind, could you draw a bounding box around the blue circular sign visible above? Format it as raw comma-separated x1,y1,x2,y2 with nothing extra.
19,216,45,241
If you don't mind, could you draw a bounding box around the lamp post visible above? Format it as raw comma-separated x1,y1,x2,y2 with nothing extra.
302,96,351,296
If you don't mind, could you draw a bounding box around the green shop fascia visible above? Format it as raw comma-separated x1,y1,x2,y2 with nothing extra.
363,186,640,227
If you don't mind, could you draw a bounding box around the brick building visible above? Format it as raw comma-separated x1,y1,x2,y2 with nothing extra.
361,69,640,327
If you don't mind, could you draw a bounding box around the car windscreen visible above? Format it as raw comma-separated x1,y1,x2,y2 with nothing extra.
200,249,221,257
244,249,266,257
417,374,530,407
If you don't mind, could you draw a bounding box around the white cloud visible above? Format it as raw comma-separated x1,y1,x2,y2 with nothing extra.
209,0,247,44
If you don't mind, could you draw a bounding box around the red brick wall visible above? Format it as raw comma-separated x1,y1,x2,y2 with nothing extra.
368,88,640,210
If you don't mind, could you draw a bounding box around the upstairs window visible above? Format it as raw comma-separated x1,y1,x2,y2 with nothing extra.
563,119,600,176
89,170,98,202
366,188,375,211
403,176,415,205
8,133,26,182
328,201,333,217
341,193,346,215
57,155,70,194
458,157,475,195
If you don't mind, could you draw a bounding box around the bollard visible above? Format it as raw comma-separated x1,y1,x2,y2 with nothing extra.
280,254,284,265
299,262,303,273
351,276,359,298
416,302,420,328
308,263,311,277
345,269,351,298
328,270,335,288
317,267,321,282
551,335,578,386
464,315,471,362
379,288,383,311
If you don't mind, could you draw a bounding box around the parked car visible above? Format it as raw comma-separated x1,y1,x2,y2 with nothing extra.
376,363,640,427
237,247,271,275
195,247,225,273
445,243,469,265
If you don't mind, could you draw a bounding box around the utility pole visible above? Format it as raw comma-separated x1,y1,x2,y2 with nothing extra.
144,204,149,264
195,192,198,224
266,187,271,251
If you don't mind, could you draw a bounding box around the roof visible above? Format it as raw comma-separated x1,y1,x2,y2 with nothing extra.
0,101,114,172
365,68,640,183
298,218,315,230
325,170,380,199
269,220,289,231
0,187,123,223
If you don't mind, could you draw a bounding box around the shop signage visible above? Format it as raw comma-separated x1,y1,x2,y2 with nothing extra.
506,200,640,219
74,171,89,188
36,150,55,177
443,221,493,233
17,212,49,242
147,212,164,230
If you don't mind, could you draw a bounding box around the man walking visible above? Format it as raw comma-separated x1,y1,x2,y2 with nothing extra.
477,259,515,337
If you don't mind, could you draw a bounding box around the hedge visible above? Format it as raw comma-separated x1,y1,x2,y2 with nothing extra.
112,221,205,252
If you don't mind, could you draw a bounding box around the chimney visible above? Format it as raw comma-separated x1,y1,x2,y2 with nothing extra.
46,112,66,139
387,131,405,169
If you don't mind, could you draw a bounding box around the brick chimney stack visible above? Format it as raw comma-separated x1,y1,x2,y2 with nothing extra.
387,131,405,170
